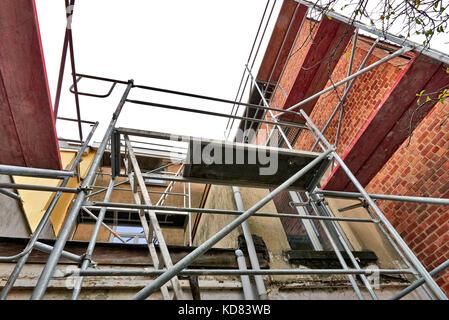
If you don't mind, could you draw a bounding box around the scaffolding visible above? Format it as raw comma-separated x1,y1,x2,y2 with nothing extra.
0,0,449,300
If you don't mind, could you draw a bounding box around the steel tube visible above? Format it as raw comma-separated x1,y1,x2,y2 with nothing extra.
0,183,79,193
131,148,333,300
57,117,97,125
310,37,379,152
66,0,83,141
232,186,267,300
363,206,436,300
90,186,187,196
0,188,21,201
263,2,301,98
261,107,324,251
235,250,255,300
241,2,301,137
392,259,449,300
301,110,448,300
53,28,68,117
72,178,116,299
318,190,449,206
86,161,182,198
276,46,410,117
125,135,184,299
266,7,306,109
85,202,377,223
0,165,75,179
334,28,358,151
226,0,271,134
316,199,378,299
74,73,304,118
81,207,126,243
308,199,364,300
227,0,278,138
246,65,293,149
124,159,171,299
125,99,309,131
33,242,88,264
0,122,98,299
30,82,133,300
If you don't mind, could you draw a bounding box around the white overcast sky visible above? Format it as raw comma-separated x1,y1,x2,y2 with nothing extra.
35,0,280,145
35,0,449,146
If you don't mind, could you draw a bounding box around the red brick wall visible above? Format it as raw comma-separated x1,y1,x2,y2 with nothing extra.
289,38,409,154
271,19,318,110
255,20,449,296
366,99,449,295
257,19,318,139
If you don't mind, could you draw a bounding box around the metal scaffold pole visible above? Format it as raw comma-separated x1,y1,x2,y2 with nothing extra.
123,157,172,300
0,121,99,300
124,134,185,300
131,148,334,300
30,81,134,300
71,177,116,300
300,109,448,300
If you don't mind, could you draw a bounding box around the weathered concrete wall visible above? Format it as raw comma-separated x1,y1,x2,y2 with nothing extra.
193,185,292,281
326,197,406,270
193,176,410,285
0,175,54,239
0,263,428,300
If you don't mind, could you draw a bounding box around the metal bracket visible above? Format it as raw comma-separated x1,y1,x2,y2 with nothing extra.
338,199,377,213
289,200,309,208
79,253,96,267
77,186,93,193
111,130,121,178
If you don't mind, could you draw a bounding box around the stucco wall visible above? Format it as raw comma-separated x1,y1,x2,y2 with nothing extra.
193,185,292,280
0,174,54,239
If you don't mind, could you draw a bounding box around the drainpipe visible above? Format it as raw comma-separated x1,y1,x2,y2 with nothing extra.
235,250,255,300
232,186,268,300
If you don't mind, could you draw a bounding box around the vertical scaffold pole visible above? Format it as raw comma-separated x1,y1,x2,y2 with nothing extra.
0,121,99,300
131,147,333,300
71,177,116,300
300,109,448,300
124,135,185,300
30,81,134,300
